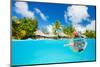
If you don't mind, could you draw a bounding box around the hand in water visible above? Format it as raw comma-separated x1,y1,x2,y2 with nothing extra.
64,42,74,47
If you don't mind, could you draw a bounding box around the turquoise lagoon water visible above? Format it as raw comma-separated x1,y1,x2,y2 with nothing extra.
12,39,96,65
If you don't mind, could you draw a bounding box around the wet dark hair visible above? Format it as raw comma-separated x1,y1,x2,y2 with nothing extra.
74,35,80,38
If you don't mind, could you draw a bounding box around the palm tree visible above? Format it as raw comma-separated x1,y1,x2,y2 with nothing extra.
53,20,61,34
51,20,62,38
12,16,38,39
63,25,75,37
83,30,96,38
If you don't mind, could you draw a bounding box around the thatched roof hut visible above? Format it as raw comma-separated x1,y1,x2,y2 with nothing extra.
58,32,67,37
34,30,70,39
35,30,45,36
45,34,56,37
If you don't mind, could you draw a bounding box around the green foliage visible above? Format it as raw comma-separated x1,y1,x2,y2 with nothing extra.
53,20,61,34
12,16,38,39
55,20,61,30
12,16,95,39
83,30,96,38
63,26,75,37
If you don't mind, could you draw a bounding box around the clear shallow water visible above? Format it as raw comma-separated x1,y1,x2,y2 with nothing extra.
12,39,96,65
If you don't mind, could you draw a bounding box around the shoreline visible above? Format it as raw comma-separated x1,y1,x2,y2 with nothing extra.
12,38,96,41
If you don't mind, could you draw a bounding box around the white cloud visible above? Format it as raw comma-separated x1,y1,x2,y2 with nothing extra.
64,5,95,33
86,20,95,31
34,8,41,13
15,2,34,18
64,5,90,25
64,11,68,23
74,20,95,33
34,8,47,21
67,5,89,24
46,25,53,34
74,25,86,33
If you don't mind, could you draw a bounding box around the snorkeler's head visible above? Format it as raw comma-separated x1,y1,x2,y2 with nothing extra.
73,31,78,37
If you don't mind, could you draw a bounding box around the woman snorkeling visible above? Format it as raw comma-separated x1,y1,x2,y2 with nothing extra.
64,31,87,52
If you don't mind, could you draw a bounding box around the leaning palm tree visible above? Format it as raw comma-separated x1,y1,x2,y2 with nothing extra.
52,20,62,39
53,20,61,34
55,20,61,30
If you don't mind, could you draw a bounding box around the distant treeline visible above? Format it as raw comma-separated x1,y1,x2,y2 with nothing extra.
12,16,96,40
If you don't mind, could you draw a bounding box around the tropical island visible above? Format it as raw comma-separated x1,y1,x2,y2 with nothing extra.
12,16,96,40
11,2,96,66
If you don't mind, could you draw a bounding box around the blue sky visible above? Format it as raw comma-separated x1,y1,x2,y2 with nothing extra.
12,1,96,32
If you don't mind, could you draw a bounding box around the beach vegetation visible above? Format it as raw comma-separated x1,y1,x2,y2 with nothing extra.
12,16,96,39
